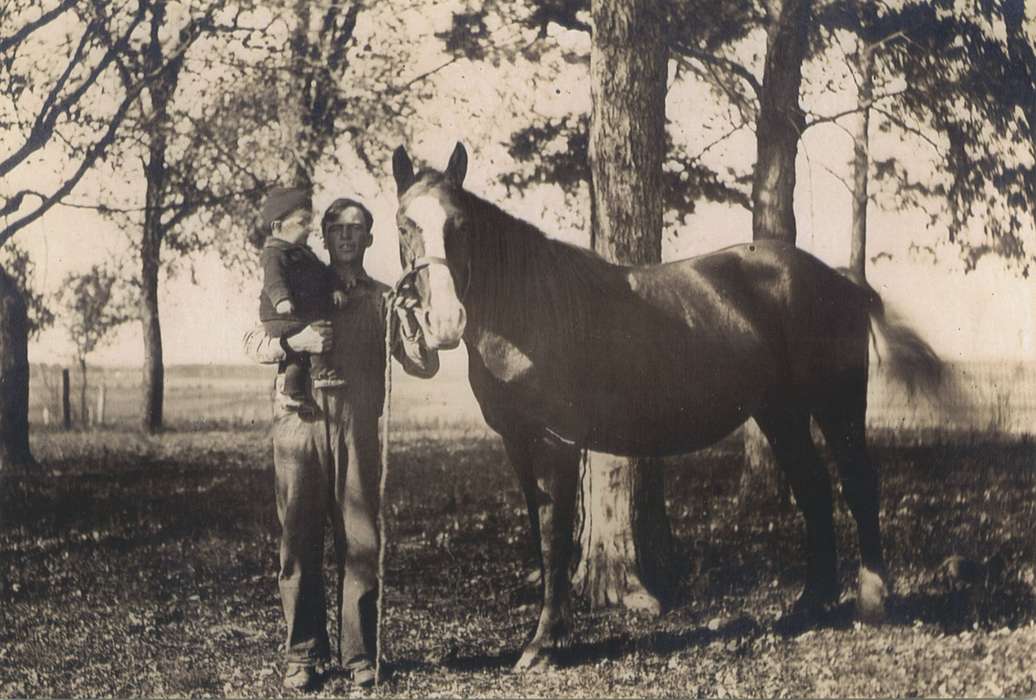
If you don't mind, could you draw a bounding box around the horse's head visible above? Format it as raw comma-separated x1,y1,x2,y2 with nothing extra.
391,143,470,350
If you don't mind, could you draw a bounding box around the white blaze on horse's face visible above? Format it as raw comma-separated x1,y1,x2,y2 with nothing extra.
404,193,467,349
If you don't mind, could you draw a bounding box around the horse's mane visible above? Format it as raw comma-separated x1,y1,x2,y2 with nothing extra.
453,184,628,350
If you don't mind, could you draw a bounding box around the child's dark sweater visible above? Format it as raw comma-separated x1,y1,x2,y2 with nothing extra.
259,237,338,327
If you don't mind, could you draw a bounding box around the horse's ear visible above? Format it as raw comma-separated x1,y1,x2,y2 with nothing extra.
445,142,467,187
392,145,415,195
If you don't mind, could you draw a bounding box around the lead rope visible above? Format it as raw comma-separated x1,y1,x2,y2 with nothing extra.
374,261,443,686
376,292,396,687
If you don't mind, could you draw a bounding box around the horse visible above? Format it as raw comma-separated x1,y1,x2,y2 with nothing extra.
390,142,943,671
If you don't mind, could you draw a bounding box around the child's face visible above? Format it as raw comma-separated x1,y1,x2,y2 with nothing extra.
275,207,313,244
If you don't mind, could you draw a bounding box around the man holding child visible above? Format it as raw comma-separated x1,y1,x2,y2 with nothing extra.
244,191,439,691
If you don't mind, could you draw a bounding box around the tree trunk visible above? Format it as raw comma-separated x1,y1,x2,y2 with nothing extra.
850,41,874,280
62,369,71,430
140,224,164,433
575,0,673,613
751,0,811,244
78,356,88,428
138,15,178,435
0,265,36,470
138,138,165,433
740,0,812,510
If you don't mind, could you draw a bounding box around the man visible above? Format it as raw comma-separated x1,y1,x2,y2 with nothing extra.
243,196,439,691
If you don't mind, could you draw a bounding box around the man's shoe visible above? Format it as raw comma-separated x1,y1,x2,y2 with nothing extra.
350,661,376,688
282,664,320,691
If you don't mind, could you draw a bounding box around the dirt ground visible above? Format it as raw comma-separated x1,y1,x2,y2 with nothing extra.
1,427,1034,697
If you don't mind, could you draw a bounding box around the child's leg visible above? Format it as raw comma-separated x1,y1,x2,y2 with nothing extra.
282,356,311,399
263,320,312,400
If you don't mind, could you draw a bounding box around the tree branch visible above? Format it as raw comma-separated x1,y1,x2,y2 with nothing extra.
1,13,201,246
872,105,943,152
0,5,147,177
670,40,762,98
0,85,136,247
805,86,908,128
0,0,80,55
689,122,750,163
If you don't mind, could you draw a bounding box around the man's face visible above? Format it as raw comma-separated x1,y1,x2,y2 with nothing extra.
325,206,372,263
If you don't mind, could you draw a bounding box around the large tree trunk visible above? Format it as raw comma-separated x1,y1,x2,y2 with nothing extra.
574,0,673,614
850,40,874,280
740,0,812,510
0,265,36,471
751,0,810,243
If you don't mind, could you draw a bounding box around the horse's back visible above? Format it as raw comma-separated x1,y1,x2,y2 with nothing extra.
630,239,874,397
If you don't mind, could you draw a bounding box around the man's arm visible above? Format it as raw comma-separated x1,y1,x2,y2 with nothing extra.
241,321,333,365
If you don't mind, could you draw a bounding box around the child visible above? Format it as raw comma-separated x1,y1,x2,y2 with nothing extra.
258,186,347,401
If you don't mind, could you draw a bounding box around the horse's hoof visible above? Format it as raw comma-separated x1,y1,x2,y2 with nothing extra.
514,646,554,674
622,590,663,617
791,584,839,617
856,566,888,624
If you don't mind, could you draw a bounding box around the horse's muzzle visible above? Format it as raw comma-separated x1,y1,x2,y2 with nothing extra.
416,303,466,350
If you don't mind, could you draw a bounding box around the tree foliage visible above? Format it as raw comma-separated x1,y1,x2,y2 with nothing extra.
57,265,130,365
0,245,54,338
807,0,1036,274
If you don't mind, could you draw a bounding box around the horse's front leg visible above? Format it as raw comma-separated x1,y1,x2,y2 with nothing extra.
502,433,543,577
514,435,580,673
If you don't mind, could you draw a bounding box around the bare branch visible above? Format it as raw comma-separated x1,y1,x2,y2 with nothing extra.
670,40,762,98
0,5,148,177
0,0,80,55
872,105,943,152
389,56,460,94
817,159,853,194
0,84,136,246
689,122,750,163
805,86,908,128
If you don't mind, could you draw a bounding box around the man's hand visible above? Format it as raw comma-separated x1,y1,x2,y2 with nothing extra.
286,321,332,354
275,298,295,314
393,294,423,340
332,290,348,308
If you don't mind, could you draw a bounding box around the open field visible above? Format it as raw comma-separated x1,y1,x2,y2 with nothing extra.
28,360,1036,436
1,418,1034,697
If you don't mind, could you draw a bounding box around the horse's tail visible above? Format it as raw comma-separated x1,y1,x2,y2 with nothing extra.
851,275,945,398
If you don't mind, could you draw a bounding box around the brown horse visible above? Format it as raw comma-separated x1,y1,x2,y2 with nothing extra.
391,143,943,671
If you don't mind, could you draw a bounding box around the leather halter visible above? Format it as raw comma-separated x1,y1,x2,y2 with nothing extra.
392,255,469,301
392,256,449,294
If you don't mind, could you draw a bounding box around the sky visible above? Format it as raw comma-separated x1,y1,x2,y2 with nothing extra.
8,3,1035,368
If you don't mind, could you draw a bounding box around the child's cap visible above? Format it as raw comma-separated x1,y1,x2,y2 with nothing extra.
261,186,312,226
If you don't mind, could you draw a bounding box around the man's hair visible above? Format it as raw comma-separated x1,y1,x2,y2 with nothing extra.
321,198,374,236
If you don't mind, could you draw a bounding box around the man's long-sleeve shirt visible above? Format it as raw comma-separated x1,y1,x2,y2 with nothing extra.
243,272,438,413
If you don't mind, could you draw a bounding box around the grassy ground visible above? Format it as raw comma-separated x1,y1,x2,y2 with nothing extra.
1,425,1034,698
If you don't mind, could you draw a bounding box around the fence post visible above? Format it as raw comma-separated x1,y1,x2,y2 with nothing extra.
61,368,71,430
95,385,106,427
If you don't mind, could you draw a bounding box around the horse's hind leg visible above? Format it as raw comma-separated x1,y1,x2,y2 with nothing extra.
813,369,888,622
754,404,840,614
